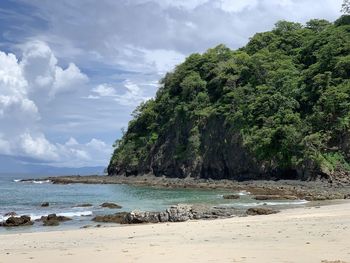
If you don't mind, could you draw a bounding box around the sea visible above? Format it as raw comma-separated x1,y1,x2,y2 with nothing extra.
0,173,309,234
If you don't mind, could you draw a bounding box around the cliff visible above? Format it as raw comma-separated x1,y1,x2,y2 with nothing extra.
108,16,350,181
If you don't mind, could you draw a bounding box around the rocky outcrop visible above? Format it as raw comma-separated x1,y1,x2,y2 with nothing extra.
246,207,280,216
41,202,49,207
223,194,240,200
92,204,241,225
41,214,72,226
100,202,122,209
1,216,33,227
253,195,298,201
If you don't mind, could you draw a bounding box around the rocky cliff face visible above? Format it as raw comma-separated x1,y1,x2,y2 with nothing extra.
108,16,350,181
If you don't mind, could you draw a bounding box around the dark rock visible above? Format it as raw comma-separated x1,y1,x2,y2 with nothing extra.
246,207,280,216
41,202,49,207
4,212,17,217
92,212,128,224
100,202,122,209
1,216,33,227
223,194,240,200
74,203,93,207
41,214,72,226
254,195,298,201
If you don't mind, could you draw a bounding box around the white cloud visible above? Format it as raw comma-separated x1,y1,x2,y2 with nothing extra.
0,42,110,167
114,80,151,106
92,83,117,97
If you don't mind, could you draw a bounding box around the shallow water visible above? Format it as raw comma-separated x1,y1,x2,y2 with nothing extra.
0,173,308,233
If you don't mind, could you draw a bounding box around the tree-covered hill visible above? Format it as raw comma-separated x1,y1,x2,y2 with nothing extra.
108,16,350,181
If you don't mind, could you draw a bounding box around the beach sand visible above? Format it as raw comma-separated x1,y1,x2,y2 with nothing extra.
1,202,350,263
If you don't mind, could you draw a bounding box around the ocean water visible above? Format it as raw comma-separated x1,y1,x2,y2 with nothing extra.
0,174,308,233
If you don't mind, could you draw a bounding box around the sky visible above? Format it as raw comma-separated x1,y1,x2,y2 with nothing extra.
0,0,344,168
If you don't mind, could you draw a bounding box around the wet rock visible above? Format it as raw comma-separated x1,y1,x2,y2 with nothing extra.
223,194,240,200
254,195,298,201
4,212,17,217
100,202,122,209
41,214,72,226
41,202,49,207
246,207,280,216
74,203,93,207
1,216,33,227
92,212,128,224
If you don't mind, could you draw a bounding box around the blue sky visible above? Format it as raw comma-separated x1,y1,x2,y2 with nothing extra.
0,0,343,168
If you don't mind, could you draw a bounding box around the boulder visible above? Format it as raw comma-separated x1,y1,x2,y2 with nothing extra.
123,211,161,224
41,202,49,207
92,212,128,224
246,207,280,216
166,204,193,222
223,194,240,200
100,202,122,209
1,216,33,227
41,214,72,226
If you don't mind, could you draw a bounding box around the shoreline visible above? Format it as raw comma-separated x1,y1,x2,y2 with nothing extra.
42,174,350,201
1,201,350,263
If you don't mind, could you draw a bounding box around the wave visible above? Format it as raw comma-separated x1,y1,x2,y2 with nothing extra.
13,179,51,184
233,200,309,207
0,210,93,223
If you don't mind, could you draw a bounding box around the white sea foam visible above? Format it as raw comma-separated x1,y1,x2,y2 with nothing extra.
233,200,309,207
238,191,251,196
13,179,21,182
32,180,51,184
0,211,93,223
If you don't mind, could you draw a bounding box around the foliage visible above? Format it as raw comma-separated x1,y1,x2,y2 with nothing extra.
109,16,350,177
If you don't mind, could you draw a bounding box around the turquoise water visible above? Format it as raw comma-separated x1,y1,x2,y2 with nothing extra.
0,174,308,233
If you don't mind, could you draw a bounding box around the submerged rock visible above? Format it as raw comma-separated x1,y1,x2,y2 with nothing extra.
223,194,240,200
4,212,17,217
246,207,280,216
253,195,298,201
1,216,33,227
74,203,93,208
41,202,49,207
100,202,122,209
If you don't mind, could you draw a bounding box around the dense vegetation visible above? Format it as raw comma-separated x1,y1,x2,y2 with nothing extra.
108,16,350,181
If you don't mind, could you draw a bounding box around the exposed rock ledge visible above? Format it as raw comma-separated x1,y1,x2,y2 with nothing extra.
92,204,280,224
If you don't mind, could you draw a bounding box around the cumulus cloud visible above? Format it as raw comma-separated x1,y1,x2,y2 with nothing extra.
0,42,110,167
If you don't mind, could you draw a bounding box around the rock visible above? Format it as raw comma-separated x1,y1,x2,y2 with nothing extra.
254,195,298,201
92,212,128,224
223,194,240,200
41,202,49,207
246,207,280,216
41,214,72,226
4,212,17,217
100,202,122,209
1,216,33,227
123,211,161,224
74,203,93,207
166,204,193,222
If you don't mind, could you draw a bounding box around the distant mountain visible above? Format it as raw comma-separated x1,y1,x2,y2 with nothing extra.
0,155,105,175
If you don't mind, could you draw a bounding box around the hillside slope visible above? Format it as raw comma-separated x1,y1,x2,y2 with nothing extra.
108,16,350,181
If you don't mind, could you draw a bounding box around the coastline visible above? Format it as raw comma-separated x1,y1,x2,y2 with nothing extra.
43,174,350,201
1,200,350,263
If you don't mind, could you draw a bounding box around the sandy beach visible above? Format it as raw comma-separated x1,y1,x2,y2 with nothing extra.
0,202,349,263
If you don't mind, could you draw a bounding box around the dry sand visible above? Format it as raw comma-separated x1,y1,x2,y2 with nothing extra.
1,202,350,263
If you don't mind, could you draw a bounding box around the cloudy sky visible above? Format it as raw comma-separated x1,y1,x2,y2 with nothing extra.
0,0,343,168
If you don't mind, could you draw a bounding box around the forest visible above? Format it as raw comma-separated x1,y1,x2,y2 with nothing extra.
108,15,350,181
